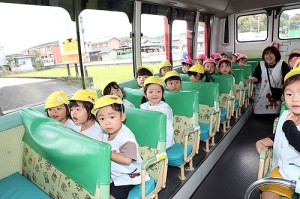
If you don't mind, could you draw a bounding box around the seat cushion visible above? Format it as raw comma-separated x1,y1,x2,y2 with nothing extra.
166,143,193,166
220,109,227,123
0,172,50,199
199,123,215,141
127,177,156,199
234,100,239,110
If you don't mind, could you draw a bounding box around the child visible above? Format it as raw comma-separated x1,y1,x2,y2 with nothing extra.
210,52,222,67
232,52,241,62
187,64,205,82
136,66,153,88
140,76,175,149
45,90,80,131
260,67,300,199
194,54,207,65
288,51,300,69
159,60,172,77
181,58,193,74
237,54,248,66
69,89,103,141
203,58,217,74
221,52,228,58
164,70,182,91
290,57,300,69
218,58,233,75
93,95,150,199
100,79,135,108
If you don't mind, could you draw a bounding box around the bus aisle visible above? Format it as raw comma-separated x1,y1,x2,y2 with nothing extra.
191,114,277,199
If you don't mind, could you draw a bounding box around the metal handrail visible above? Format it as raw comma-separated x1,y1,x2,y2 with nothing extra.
244,178,296,199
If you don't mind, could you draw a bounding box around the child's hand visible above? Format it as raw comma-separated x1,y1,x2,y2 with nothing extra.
286,112,298,123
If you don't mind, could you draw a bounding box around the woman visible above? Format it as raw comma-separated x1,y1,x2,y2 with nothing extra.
250,46,290,115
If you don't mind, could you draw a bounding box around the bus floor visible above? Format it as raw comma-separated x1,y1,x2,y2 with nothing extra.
190,113,277,199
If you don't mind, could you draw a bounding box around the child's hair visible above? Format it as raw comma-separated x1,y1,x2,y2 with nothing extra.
69,100,96,121
188,71,204,80
141,84,165,104
136,68,153,78
110,103,125,114
103,82,126,98
46,104,70,118
165,75,182,83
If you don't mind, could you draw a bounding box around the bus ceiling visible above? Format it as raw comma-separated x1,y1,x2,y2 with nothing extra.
1,0,300,19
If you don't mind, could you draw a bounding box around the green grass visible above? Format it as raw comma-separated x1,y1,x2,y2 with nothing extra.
8,64,160,88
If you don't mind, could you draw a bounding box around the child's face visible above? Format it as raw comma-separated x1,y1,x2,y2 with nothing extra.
47,104,68,123
232,55,237,62
109,87,124,99
96,105,125,137
166,79,181,91
137,75,150,87
189,74,201,82
284,80,300,115
204,63,216,74
182,64,190,74
145,84,163,106
195,59,203,65
219,62,231,75
70,102,89,125
160,66,172,76
238,58,247,66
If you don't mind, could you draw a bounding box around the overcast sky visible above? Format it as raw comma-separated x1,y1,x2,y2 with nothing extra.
0,2,186,54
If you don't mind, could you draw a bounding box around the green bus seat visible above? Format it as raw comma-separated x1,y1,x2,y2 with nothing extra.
125,108,168,198
232,69,245,118
180,73,190,81
123,87,144,107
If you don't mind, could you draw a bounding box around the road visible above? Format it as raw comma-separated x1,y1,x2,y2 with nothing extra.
0,78,82,114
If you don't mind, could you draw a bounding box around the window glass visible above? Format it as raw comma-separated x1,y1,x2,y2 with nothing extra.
196,21,205,56
172,20,188,66
279,8,300,39
237,13,267,42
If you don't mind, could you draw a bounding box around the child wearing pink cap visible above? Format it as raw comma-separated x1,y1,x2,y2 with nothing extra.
203,58,217,74
181,58,193,74
218,58,233,75
237,54,248,66
194,54,207,65
232,53,241,62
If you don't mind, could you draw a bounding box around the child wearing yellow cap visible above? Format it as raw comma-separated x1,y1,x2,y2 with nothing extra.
93,95,150,199
45,90,80,131
140,76,175,149
164,70,182,91
259,68,300,199
69,90,103,141
158,60,172,77
136,66,153,88
100,80,135,108
188,64,205,82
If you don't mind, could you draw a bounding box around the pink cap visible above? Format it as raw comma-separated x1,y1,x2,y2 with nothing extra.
237,54,248,61
196,54,207,60
211,53,222,60
181,58,193,66
219,58,232,66
203,58,216,65
290,57,300,68
233,53,241,58
221,52,227,56
289,51,300,60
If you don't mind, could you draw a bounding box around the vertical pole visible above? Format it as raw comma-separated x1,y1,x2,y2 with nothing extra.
74,63,79,77
164,17,170,60
66,64,71,76
132,1,142,76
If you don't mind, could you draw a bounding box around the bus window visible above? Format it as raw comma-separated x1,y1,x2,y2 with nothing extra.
141,14,167,69
279,8,300,39
79,10,133,88
237,13,268,42
172,20,188,64
196,21,205,56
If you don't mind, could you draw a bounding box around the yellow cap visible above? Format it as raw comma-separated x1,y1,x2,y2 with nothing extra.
144,76,163,87
70,90,98,104
159,60,172,69
100,79,117,95
137,66,154,75
92,95,123,114
164,70,180,81
45,90,69,110
189,64,205,74
284,67,300,82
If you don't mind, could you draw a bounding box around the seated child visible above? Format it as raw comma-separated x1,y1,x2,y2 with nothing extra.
232,52,241,62
164,70,182,91
100,79,135,108
181,58,193,74
194,54,207,65
237,54,248,66
188,64,205,82
210,52,222,67
140,76,175,149
159,60,172,77
45,90,80,131
221,52,228,58
93,95,150,199
69,89,103,141
136,66,153,88
260,68,300,199
290,57,300,69
218,58,233,75
203,58,217,74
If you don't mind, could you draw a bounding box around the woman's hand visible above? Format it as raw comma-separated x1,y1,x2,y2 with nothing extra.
249,77,258,83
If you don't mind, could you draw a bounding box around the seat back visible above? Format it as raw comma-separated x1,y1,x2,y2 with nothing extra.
180,74,190,81
164,91,199,145
123,87,144,108
232,69,245,107
124,108,167,181
21,108,111,198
